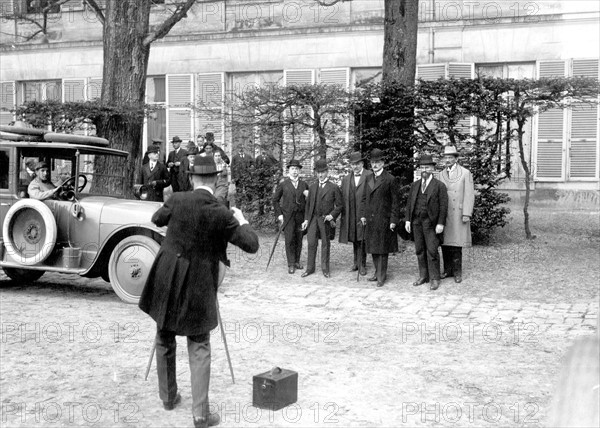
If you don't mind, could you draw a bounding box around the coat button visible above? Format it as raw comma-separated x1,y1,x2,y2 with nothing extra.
176,253,181,258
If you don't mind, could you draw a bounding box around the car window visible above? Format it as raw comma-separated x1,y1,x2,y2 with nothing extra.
0,149,9,189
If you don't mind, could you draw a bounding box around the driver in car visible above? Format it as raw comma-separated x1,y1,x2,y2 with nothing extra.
27,161,60,201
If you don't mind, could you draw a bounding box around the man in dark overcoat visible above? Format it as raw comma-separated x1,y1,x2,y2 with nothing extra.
138,145,170,202
178,145,199,192
405,154,448,291
339,151,372,276
360,149,400,287
167,136,188,193
272,159,309,274
139,155,259,428
301,159,343,278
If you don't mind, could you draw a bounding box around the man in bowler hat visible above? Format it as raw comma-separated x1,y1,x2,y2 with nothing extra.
339,151,373,276
139,155,259,428
438,145,475,283
139,145,170,202
405,154,448,290
301,159,343,278
167,136,188,193
273,159,309,274
360,149,400,287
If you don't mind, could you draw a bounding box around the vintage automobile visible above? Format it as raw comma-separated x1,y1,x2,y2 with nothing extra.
0,126,165,304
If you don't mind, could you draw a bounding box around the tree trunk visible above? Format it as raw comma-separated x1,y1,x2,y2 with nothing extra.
93,0,151,197
516,119,533,239
382,0,418,87
381,0,418,186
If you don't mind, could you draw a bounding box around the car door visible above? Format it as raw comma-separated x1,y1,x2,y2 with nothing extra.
0,146,15,241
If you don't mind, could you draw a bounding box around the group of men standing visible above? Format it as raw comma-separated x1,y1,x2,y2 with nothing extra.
138,133,233,204
273,146,474,289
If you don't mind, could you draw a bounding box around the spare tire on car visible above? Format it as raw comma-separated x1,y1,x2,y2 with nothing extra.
2,199,57,266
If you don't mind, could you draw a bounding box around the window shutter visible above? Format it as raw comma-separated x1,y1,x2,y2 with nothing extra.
448,63,474,79
0,81,16,126
568,59,599,180
569,104,598,179
166,74,193,151
63,79,86,102
535,60,567,181
196,73,224,144
416,64,447,81
284,70,315,170
319,68,350,153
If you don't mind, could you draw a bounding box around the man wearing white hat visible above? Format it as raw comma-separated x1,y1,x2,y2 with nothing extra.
438,145,475,283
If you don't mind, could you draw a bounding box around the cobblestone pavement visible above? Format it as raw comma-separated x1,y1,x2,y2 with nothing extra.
1,235,598,427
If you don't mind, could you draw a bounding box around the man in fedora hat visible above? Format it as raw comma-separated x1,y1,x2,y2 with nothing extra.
301,159,343,278
360,149,400,287
405,154,448,291
273,159,309,274
167,136,188,193
178,144,199,192
339,151,373,275
138,145,170,202
139,155,259,428
143,138,164,165
438,145,475,283
28,161,60,200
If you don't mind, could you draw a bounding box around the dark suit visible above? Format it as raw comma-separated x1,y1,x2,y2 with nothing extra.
339,169,373,270
273,178,308,268
232,152,253,182
405,177,448,281
139,189,259,420
167,148,188,192
139,162,170,202
361,170,400,283
304,180,343,274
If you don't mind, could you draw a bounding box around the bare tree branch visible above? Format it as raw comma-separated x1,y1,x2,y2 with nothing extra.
83,0,105,25
143,0,197,46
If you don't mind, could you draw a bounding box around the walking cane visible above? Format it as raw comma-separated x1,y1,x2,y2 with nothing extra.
144,339,156,381
216,296,235,384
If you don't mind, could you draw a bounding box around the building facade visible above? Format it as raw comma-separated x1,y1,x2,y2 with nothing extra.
0,0,598,196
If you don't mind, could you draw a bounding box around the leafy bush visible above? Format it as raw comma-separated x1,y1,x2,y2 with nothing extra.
472,188,511,244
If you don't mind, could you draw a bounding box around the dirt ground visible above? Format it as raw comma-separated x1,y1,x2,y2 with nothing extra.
0,205,598,427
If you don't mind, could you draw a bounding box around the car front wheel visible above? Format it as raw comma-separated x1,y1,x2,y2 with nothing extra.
108,235,160,304
2,267,45,283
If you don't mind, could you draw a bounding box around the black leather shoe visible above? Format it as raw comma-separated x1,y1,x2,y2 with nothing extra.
454,275,462,283
413,277,429,286
295,262,303,270
430,279,440,290
163,393,181,411
368,276,378,282
376,281,385,287
359,267,367,276
193,412,221,428
301,271,314,278
323,271,330,278
440,271,453,279
288,266,295,274
349,265,358,272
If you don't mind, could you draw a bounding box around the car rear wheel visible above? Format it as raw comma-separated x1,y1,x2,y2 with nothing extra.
108,235,160,304
2,267,45,282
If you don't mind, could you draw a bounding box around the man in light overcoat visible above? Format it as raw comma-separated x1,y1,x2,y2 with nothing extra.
438,145,475,283
339,151,372,276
